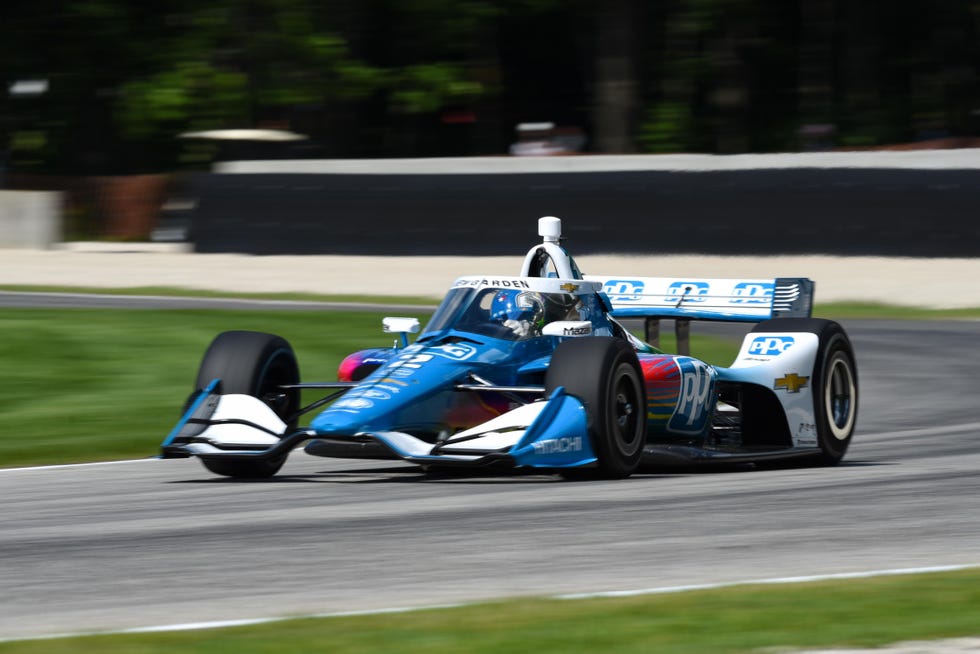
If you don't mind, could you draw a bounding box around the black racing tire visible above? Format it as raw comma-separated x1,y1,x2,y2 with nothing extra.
751,318,858,465
193,330,301,478
545,337,646,479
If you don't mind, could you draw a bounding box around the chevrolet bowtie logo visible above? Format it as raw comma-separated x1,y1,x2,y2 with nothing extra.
774,373,809,393
560,283,579,293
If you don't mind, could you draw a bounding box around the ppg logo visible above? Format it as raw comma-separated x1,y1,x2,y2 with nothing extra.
602,279,645,302
732,282,774,304
748,335,796,356
669,359,715,434
665,281,710,303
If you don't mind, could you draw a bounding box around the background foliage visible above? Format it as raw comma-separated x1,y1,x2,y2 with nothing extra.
1,0,978,174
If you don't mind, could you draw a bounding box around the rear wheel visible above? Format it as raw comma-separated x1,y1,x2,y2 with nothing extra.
812,328,858,464
546,337,646,478
193,330,300,478
751,318,858,465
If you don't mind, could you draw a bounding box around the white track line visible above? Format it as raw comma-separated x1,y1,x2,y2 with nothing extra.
555,564,979,599
0,457,160,473
1,564,977,643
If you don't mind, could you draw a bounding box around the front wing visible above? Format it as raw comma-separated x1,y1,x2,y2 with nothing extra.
161,386,598,471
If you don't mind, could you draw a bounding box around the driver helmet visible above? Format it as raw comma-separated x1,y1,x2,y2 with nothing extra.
490,290,545,327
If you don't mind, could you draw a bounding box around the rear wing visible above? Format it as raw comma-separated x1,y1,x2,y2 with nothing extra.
585,276,814,322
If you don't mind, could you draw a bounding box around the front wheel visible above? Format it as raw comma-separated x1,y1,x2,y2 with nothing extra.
193,330,301,478
545,337,647,478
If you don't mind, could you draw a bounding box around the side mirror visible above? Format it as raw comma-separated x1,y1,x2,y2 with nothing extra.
383,317,421,334
383,317,421,348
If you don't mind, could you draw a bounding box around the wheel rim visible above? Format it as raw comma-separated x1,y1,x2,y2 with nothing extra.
824,352,856,441
612,367,643,456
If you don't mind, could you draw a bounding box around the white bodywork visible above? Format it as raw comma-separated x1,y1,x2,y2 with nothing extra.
436,402,548,453
187,394,284,449
729,331,821,448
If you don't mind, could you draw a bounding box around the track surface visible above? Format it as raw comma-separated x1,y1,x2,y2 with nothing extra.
1,319,978,640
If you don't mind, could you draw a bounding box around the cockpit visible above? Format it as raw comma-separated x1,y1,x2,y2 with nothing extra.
422,284,605,342
418,217,618,342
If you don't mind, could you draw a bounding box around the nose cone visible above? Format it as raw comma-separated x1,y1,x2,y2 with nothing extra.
310,384,399,433
310,405,368,433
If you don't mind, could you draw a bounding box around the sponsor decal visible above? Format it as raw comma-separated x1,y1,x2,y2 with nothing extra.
774,373,809,393
797,421,818,444
559,283,580,293
384,353,430,378
668,358,714,433
665,281,710,303
601,279,645,302
731,282,774,304
748,335,795,356
379,344,476,380
455,278,531,289
562,325,592,336
532,436,583,455
428,343,477,361
358,389,392,401
332,397,374,410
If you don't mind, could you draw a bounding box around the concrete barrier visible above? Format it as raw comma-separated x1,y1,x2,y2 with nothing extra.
0,191,62,249
186,150,980,257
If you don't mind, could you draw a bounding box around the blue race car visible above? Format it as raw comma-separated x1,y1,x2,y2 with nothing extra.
162,217,857,479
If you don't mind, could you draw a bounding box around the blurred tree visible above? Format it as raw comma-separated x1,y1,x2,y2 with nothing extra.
1,0,978,173
1,0,496,171
594,0,639,153
637,0,706,153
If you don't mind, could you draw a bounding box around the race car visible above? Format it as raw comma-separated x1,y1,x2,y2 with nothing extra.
161,216,858,479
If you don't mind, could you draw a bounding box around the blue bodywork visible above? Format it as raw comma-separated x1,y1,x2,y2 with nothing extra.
163,279,622,471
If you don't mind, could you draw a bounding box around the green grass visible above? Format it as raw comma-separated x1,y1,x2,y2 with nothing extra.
1,568,977,652
0,307,739,468
815,301,980,320
0,308,427,466
0,284,440,306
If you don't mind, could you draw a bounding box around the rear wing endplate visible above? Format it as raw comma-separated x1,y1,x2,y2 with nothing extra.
585,276,814,322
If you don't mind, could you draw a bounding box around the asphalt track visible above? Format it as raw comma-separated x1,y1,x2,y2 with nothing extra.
1,311,978,641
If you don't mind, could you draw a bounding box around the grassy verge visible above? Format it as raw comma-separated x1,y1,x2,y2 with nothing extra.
3,285,980,319
0,284,440,306
0,308,418,466
1,568,977,652
814,302,980,320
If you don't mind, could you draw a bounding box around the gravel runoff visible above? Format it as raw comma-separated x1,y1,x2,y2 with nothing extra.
2,244,979,310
